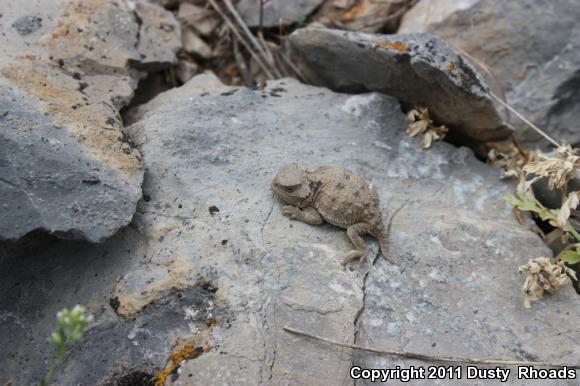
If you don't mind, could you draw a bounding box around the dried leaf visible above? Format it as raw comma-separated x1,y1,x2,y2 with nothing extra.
406,120,428,137
516,176,540,197
405,106,447,149
523,145,580,190
420,130,434,149
488,144,538,180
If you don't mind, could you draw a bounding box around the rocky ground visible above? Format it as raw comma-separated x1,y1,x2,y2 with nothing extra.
1,1,579,385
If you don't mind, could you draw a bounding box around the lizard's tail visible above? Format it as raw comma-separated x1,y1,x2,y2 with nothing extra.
375,223,396,265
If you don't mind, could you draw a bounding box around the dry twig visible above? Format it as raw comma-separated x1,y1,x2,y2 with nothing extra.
279,51,308,83
222,0,283,77
259,0,264,35
452,46,560,148
283,326,580,369
489,93,561,147
232,36,252,85
208,0,275,78
453,46,508,112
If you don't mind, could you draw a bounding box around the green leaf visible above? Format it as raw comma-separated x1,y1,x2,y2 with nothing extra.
561,249,580,264
505,194,522,206
506,193,562,224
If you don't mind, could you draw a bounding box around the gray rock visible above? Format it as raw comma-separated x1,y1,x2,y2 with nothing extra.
510,26,580,146
1,76,577,385
0,0,182,242
0,79,142,242
286,27,510,142
236,0,324,28
134,1,182,71
399,0,580,147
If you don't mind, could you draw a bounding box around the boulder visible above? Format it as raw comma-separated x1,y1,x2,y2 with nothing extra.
399,0,580,147
286,27,510,142
0,0,182,242
509,27,580,146
1,76,577,385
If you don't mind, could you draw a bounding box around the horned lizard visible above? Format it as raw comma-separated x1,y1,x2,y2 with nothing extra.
271,163,394,266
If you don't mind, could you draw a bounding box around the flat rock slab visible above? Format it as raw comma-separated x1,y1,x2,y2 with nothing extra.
286,27,509,142
236,0,324,28
1,76,578,385
399,0,580,147
0,0,181,242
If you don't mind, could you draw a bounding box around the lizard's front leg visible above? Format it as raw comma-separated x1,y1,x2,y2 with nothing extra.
282,206,324,225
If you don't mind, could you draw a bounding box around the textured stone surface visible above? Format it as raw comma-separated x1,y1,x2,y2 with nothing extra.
237,0,324,28
286,27,509,142
0,79,141,242
399,0,580,147
509,27,580,146
134,0,182,71
1,76,577,385
0,0,181,242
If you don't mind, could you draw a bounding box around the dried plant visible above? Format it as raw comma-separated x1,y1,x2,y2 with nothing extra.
518,257,577,308
406,106,448,149
488,143,538,180
523,145,580,191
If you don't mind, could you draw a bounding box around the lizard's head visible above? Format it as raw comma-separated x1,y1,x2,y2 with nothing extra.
271,163,311,206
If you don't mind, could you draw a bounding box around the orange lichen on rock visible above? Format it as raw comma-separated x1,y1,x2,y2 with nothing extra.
44,0,136,69
373,41,409,52
154,342,210,386
1,61,142,180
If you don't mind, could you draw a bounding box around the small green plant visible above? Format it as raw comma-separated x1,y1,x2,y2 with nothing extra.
40,305,93,386
506,192,580,265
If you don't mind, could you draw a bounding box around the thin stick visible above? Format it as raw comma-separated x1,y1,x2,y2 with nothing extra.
489,92,560,148
283,326,580,369
453,46,508,111
510,134,530,163
259,32,279,75
454,45,561,148
222,0,282,78
232,35,252,86
279,51,308,83
208,0,274,79
259,0,264,36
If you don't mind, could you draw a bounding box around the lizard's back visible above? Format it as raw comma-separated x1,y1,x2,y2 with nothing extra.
308,166,380,228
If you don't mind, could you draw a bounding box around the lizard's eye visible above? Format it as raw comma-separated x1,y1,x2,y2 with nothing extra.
287,187,295,192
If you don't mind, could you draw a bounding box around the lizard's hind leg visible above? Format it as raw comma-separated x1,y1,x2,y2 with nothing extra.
341,222,371,266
